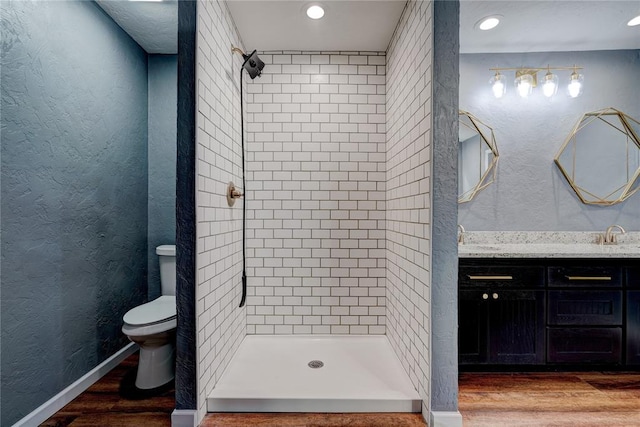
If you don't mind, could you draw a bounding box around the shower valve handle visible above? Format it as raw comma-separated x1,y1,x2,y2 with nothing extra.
227,182,243,207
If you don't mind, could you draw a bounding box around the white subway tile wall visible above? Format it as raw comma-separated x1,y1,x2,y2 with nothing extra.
196,0,246,420
245,51,387,335
386,0,433,415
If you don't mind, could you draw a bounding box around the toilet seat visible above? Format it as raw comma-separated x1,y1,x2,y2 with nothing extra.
122,296,176,336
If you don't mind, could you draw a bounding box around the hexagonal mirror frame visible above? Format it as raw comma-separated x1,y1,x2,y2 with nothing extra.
554,108,640,206
458,110,500,203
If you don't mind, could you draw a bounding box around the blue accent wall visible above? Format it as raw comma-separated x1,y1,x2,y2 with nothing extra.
148,55,177,299
459,50,640,231
432,0,460,414
0,1,148,424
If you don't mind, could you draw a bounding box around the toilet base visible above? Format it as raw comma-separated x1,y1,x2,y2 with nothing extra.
127,331,176,390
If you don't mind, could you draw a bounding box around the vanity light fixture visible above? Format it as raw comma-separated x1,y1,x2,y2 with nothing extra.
515,71,534,98
489,71,507,99
306,4,325,19
488,65,584,99
567,68,584,98
542,69,559,98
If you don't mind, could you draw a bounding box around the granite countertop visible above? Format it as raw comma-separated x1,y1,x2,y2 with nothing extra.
458,231,640,258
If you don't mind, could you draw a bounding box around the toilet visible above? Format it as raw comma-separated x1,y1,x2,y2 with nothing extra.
122,244,177,390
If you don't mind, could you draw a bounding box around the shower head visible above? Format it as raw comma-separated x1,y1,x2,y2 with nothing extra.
241,49,265,79
231,46,265,79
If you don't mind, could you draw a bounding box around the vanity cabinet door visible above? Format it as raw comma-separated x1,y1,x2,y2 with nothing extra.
459,289,545,365
627,291,640,365
459,290,489,364
489,290,546,364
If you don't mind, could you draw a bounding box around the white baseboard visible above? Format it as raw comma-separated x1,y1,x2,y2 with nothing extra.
12,343,138,427
430,410,463,427
171,409,199,427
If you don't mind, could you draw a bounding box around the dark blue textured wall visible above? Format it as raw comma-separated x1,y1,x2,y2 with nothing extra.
431,0,460,413
148,55,177,299
175,0,197,410
0,1,148,424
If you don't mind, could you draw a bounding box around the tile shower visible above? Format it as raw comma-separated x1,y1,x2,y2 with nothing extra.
245,50,387,335
195,0,433,420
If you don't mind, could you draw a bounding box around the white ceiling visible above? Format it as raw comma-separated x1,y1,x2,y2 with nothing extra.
96,0,640,55
460,1,640,54
226,1,406,52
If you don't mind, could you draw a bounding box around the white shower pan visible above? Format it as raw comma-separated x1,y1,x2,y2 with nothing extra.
207,335,422,413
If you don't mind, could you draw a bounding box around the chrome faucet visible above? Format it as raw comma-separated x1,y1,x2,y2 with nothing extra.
597,224,626,245
458,224,466,245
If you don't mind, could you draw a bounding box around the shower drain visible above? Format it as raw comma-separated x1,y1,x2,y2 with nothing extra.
308,360,324,369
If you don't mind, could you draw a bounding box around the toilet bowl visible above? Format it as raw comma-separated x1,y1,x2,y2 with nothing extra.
122,245,177,390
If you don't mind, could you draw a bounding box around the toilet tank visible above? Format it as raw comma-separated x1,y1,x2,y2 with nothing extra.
156,245,176,296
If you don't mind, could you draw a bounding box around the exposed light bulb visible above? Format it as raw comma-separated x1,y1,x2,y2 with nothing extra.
489,72,506,98
515,74,533,98
306,5,325,19
542,71,558,98
568,71,584,98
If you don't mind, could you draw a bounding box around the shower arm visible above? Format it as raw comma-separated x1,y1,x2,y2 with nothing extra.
231,46,246,56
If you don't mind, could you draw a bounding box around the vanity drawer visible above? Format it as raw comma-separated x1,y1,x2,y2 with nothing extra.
547,327,622,364
459,265,544,288
548,265,622,287
547,290,622,325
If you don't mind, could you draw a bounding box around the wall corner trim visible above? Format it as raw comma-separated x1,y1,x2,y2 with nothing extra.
430,411,463,427
171,409,199,427
12,343,138,427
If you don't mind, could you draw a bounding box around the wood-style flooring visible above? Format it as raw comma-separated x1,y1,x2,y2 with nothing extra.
459,371,640,427
41,353,175,427
41,352,426,427
41,354,640,427
200,413,427,427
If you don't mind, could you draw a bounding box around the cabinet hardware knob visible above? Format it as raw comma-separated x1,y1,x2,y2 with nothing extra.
492,293,499,299
468,275,513,280
482,293,489,300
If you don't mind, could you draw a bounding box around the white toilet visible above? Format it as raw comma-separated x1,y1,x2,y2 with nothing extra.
122,244,177,389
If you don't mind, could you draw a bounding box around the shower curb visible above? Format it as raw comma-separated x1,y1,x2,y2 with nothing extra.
430,410,463,427
171,409,199,427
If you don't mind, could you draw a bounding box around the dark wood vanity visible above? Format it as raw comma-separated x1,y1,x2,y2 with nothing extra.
459,258,640,369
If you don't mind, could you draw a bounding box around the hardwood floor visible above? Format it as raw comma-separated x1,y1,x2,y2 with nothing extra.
41,353,175,427
459,372,640,427
40,352,426,427
42,354,640,427
200,413,427,427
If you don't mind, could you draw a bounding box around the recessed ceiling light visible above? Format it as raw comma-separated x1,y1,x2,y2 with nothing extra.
628,14,640,26
306,5,325,20
476,15,502,31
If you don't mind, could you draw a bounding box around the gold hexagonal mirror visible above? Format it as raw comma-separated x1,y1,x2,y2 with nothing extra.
458,110,500,203
554,108,640,206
